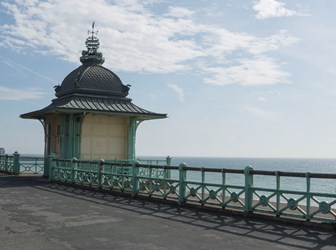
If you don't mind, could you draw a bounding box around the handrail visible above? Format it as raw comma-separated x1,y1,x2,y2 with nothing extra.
251,169,336,178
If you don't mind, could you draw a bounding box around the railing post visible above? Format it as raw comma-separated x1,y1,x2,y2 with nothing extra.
71,157,77,183
163,165,169,198
149,165,153,193
306,172,311,221
275,171,280,216
132,161,139,197
166,156,171,166
43,156,49,178
34,157,38,174
0,155,3,171
4,154,8,172
201,168,205,205
244,166,253,215
221,169,226,208
98,159,104,190
178,163,187,205
13,151,20,175
48,153,56,181
166,156,172,179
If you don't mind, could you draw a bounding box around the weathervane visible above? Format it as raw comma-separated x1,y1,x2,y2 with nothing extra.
88,21,98,39
85,21,100,55
80,22,105,64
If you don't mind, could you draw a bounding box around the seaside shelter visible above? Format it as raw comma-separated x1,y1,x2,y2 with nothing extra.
21,25,167,176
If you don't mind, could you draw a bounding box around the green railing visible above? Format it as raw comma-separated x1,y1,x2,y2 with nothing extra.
250,170,336,222
48,156,171,190
136,157,171,179
19,156,44,174
0,152,44,175
49,156,336,223
0,154,14,174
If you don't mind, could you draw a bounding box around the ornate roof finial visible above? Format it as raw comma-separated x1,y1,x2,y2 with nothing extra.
89,21,98,39
80,22,105,65
85,21,99,55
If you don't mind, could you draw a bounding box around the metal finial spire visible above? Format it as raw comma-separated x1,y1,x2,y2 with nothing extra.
80,22,105,65
88,21,98,39
84,22,100,55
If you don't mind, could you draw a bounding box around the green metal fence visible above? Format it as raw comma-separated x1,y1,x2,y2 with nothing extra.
19,156,44,174
0,152,44,175
0,154,14,174
3,153,334,223
48,156,171,191
49,156,336,223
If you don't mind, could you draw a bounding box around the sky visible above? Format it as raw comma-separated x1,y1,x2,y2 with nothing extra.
1,0,336,158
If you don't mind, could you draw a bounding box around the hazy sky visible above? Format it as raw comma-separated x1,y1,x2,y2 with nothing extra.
1,0,336,158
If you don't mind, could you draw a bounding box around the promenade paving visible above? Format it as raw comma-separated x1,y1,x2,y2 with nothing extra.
0,173,335,250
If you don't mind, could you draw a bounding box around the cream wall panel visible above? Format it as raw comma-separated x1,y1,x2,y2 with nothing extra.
92,153,108,160
92,137,108,154
93,124,108,136
108,137,125,155
81,137,92,155
81,123,92,136
81,153,91,159
108,124,125,136
80,114,129,160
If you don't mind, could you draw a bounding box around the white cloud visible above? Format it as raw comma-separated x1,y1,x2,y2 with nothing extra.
204,56,289,86
165,6,194,18
0,86,44,100
0,0,203,73
253,0,307,19
244,105,279,122
0,0,297,86
167,83,184,103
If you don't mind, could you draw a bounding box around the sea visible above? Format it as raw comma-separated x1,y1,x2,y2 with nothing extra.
141,156,336,200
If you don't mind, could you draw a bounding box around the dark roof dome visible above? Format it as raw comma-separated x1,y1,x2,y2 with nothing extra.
55,23,129,99
56,65,130,98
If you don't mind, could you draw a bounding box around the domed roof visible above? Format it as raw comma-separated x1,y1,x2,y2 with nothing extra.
54,25,129,99
56,64,130,98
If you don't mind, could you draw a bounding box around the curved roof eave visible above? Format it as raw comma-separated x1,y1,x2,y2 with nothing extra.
20,107,167,121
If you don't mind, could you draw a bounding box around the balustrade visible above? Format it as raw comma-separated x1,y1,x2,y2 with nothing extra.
0,152,44,175
48,156,336,223
2,153,335,223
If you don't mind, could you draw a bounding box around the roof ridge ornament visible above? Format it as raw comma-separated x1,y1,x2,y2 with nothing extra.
80,22,105,65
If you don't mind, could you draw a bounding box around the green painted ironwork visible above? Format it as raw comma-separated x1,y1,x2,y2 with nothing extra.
49,157,336,223
0,154,14,174
136,156,172,179
19,156,44,174
249,170,336,222
128,118,137,160
13,152,20,175
0,152,44,175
